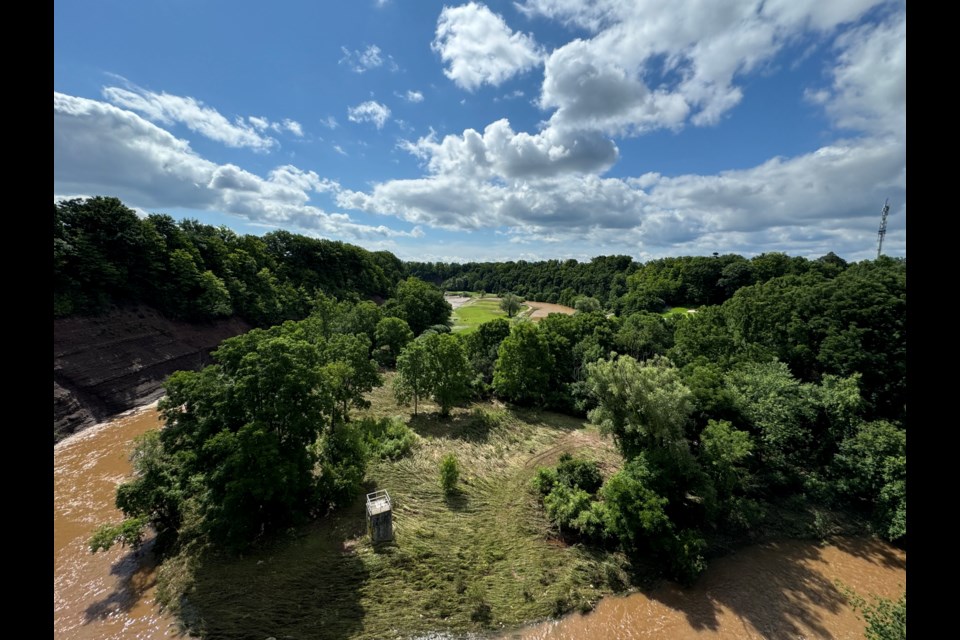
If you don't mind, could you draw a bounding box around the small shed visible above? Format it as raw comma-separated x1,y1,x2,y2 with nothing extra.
366,490,394,543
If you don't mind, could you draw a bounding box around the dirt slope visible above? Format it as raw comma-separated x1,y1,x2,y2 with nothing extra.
53,305,251,443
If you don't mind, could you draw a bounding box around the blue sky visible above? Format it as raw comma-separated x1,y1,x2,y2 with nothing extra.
54,0,905,263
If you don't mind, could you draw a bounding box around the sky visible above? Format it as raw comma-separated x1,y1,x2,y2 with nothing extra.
54,0,906,264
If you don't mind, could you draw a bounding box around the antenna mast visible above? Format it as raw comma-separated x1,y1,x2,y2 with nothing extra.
876,199,890,259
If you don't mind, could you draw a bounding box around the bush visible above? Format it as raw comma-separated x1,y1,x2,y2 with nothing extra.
532,467,558,496
360,416,417,460
439,454,460,495
543,484,593,531
556,453,603,494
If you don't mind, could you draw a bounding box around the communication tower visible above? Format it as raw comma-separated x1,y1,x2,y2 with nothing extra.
876,199,890,259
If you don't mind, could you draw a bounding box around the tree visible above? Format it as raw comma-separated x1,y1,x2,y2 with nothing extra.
493,323,554,405
374,317,414,367
499,292,522,317
615,311,673,361
574,296,602,314
387,277,452,335
726,360,819,483
394,338,430,416
833,420,906,541
92,319,382,553
585,355,693,460
699,419,754,501
422,332,472,416
321,334,381,425
465,318,511,387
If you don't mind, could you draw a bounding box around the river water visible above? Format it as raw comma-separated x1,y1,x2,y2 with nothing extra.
54,407,905,640
53,405,182,639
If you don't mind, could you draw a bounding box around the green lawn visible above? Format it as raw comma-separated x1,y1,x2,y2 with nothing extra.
159,375,633,640
662,306,696,317
451,298,529,334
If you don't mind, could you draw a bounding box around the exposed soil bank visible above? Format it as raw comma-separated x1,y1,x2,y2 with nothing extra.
53,305,251,443
503,537,905,639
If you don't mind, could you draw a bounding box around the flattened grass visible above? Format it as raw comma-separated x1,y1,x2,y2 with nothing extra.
163,375,632,640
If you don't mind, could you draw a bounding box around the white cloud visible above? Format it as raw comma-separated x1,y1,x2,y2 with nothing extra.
333,144,347,156
282,119,304,136
339,44,398,73
54,92,418,241
338,134,904,259
102,84,279,151
321,116,339,129
404,90,424,103
431,2,544,91
517,0,892,137
399,119,618,179
347,100,392,129
249,115,305,137
814,11,906,137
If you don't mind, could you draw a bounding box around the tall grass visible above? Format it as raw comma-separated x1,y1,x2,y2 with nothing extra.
158,385,632,639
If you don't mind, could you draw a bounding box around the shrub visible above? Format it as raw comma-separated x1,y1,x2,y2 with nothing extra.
556,453,603,494
532,467,558,496
361,416,417,460
440,454,460,495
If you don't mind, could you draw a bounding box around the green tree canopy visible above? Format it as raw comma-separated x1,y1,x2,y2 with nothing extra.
394,332,472,416
493,323,554,405
499,292,522,317
374,316,415,367
386,277,452,336
585,355,693,460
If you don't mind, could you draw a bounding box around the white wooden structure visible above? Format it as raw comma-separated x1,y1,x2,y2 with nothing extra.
366,490,394,543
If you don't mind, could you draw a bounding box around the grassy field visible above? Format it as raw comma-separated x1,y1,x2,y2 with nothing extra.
162,375,635,640
662,306,695,317
451,297,529,334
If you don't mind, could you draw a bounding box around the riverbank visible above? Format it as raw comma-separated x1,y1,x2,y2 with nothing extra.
55,384,905,640
54,304,251,443
153,378,902,639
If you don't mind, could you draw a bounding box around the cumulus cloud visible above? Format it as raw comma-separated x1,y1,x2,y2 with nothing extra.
399,119,618,179
333,0,903,260
102,84,283,151
54,92,419,241
338,134,904,258
516,0,892,136
403,90,424,103
813,11,906,136
347,100,392,129
432,2,544,91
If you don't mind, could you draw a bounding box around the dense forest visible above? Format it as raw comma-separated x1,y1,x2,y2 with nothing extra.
64,196,904,631
54,196,404,325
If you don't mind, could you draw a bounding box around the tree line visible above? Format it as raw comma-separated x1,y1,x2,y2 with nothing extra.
55,197,404,324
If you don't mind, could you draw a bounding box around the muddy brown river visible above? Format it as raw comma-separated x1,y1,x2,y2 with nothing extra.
55,406,905,640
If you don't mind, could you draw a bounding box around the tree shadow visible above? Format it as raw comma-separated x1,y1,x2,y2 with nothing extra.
828,535,906,571
646,539,874,637
83,538,160,623
180,507,371,640
443,490,471,512
408,409,498,443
